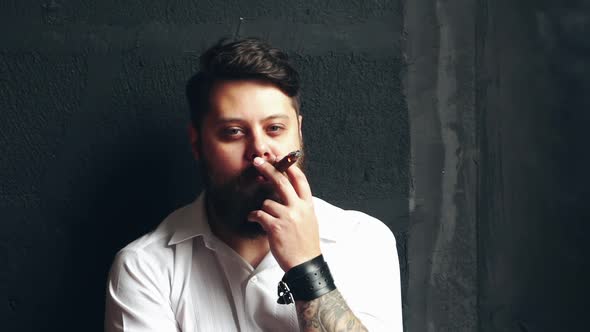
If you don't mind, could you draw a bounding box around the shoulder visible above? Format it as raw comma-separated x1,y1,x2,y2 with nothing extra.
110,201,195,273
313,196,396,246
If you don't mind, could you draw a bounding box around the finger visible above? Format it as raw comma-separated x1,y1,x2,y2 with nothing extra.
260,199,289,218
253,157,298,204
247,209,280,234
285,165,313,200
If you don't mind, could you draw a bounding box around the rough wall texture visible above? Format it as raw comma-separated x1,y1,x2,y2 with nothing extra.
405,0,590,331
404,0,478,331
0,1,408,331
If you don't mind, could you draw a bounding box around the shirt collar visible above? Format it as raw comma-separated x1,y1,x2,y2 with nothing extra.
168,192,211,246
167,192,340,246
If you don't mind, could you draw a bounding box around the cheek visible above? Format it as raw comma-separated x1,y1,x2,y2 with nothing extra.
201,142,246,176
284,131,304,152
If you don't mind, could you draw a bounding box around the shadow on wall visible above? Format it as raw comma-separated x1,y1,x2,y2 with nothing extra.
43,117,200,331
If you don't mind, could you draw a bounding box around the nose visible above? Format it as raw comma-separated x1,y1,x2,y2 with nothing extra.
247,131,276,162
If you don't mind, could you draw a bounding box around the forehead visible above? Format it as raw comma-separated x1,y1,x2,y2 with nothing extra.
207,79,297,121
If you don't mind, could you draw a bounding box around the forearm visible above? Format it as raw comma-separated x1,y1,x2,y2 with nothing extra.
296,289,368,332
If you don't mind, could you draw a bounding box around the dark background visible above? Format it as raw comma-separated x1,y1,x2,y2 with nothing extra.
0,1,588,331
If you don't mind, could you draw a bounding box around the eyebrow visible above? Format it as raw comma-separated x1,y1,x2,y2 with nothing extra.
214,114,290,124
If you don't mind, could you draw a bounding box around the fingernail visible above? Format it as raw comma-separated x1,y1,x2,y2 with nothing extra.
247,211,257,221
253,157,265,166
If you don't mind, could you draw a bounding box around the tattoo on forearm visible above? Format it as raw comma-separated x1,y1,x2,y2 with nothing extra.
296,289,368,332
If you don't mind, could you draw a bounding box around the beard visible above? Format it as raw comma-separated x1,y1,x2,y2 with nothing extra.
204,165,273,238
200,151,306,239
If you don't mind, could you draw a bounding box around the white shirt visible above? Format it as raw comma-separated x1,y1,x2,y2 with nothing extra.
105,193,403,331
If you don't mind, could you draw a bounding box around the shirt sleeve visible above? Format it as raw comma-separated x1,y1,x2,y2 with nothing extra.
104,249,180,332
344,212,404,332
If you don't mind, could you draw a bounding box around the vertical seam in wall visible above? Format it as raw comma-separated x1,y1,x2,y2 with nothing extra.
474,0,488,330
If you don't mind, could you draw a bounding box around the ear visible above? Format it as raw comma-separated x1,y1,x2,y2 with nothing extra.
188,123,200,160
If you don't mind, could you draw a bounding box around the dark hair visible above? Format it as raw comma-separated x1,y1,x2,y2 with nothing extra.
186,37,301,129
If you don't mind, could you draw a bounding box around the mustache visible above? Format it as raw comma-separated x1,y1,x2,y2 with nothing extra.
240,165,261,180
237,165,262,187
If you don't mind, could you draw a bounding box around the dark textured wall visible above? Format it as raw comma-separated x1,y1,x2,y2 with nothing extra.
404,0,590,331
0,1,408,332
476,1,590,331
404,0,478,330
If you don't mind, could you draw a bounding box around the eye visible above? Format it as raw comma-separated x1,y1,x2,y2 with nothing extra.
221,127,245,139
267,124,285,134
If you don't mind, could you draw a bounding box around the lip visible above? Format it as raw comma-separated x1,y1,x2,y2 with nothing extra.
239,167,269,189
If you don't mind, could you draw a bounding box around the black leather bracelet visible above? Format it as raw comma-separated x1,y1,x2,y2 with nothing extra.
277,254,337,305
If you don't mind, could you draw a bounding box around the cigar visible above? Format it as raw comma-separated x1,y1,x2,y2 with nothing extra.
274,150,302,172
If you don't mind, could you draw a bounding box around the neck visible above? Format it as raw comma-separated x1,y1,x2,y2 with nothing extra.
205,196,270,268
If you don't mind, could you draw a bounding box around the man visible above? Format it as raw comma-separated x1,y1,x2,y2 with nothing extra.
105,38,403,331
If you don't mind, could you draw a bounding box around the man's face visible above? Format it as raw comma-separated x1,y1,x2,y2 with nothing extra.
190,79,303,237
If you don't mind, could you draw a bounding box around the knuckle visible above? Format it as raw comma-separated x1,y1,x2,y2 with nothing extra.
262,199,273,210
268,222,281,233
276,176,290,188
293,168,306,179
287,211,298,222
292,167,306,179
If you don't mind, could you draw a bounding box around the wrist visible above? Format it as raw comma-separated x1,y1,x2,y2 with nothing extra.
282,250,322,272
277,254,337,305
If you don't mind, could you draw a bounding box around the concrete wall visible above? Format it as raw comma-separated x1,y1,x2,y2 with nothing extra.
0,1,409,331
404,0,590,331
404,0,478,330
476,1,590,330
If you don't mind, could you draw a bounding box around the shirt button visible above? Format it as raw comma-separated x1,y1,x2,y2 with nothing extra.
251,276,258,283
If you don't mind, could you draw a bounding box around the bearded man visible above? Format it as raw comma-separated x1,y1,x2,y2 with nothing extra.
105,38,403,332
